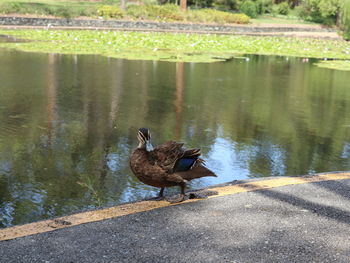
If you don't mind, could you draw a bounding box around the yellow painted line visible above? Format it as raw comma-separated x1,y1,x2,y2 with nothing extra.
1,172,350,241
209,172,350,198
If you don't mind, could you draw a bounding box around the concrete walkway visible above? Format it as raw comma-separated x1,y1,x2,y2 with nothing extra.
1,172,350,262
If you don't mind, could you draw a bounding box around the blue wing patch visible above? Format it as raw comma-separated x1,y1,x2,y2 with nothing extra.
174,158,197,172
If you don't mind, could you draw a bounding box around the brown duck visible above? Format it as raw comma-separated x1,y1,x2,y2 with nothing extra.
130,128,217,199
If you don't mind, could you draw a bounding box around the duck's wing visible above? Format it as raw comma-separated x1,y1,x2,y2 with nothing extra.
173,148,201,172
150,141,214,180
150,141,185,173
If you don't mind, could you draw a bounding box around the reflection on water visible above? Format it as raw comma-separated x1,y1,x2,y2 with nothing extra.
0,48,350,227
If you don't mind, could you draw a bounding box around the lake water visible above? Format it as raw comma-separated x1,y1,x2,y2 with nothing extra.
1,39,350,227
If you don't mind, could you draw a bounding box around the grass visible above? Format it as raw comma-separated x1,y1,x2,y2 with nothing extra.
251,15,319,25
0,29,349,69
0,0,110,18
0,0,107,10
250,8,318,25
0,0,106,5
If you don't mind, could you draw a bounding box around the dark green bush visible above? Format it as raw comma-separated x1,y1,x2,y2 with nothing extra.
273,1,289,15
296,0,340,26
256,0,273,14
240,0,258,18
212,0,240,11
187,0,214,8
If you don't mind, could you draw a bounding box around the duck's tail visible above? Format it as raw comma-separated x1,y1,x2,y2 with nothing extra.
178,162,217,180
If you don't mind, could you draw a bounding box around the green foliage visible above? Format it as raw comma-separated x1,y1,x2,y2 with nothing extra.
126,4,249,24
103,0,120,4
212,0,241,11
125,5,149,19
318,0,340,17
56,6,76,19
255,0,273,14
126,4,185,21
0,2,45,14
188,9,249,23
97,5,124,19
223,12,250,23
0,0,344,28
0,1,98,18
212,0,272,15
0,1,250,24
342,0,350,40
144,4,186,21
240,0,258,18
0,2,19,13
272,1,290,15
297,0,340,25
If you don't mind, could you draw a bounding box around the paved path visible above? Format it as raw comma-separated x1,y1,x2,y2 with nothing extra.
1,173,350,262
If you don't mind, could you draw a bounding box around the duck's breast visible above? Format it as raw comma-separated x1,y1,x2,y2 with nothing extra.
130,149,177,187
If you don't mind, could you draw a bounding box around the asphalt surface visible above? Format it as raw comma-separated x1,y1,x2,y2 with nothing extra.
1,178,350,263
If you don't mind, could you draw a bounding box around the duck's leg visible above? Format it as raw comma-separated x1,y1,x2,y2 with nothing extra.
173,183,186,202
144,188,165,201
166,182,187,203
180,183,185,195
158,187,165,197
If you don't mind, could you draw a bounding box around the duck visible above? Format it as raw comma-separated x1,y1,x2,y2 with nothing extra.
130,128,217,200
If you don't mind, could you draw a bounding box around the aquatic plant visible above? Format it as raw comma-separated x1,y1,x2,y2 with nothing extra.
0,29,349,69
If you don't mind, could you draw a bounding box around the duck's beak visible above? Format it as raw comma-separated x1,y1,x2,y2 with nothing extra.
146,140,154,152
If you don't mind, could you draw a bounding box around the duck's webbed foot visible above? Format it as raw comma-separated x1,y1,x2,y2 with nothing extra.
166,194,186,203
187,190,218,199
165,185,219,203
166,190,219,203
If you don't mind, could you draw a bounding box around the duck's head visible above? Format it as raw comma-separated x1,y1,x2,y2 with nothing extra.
137,128,154,151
